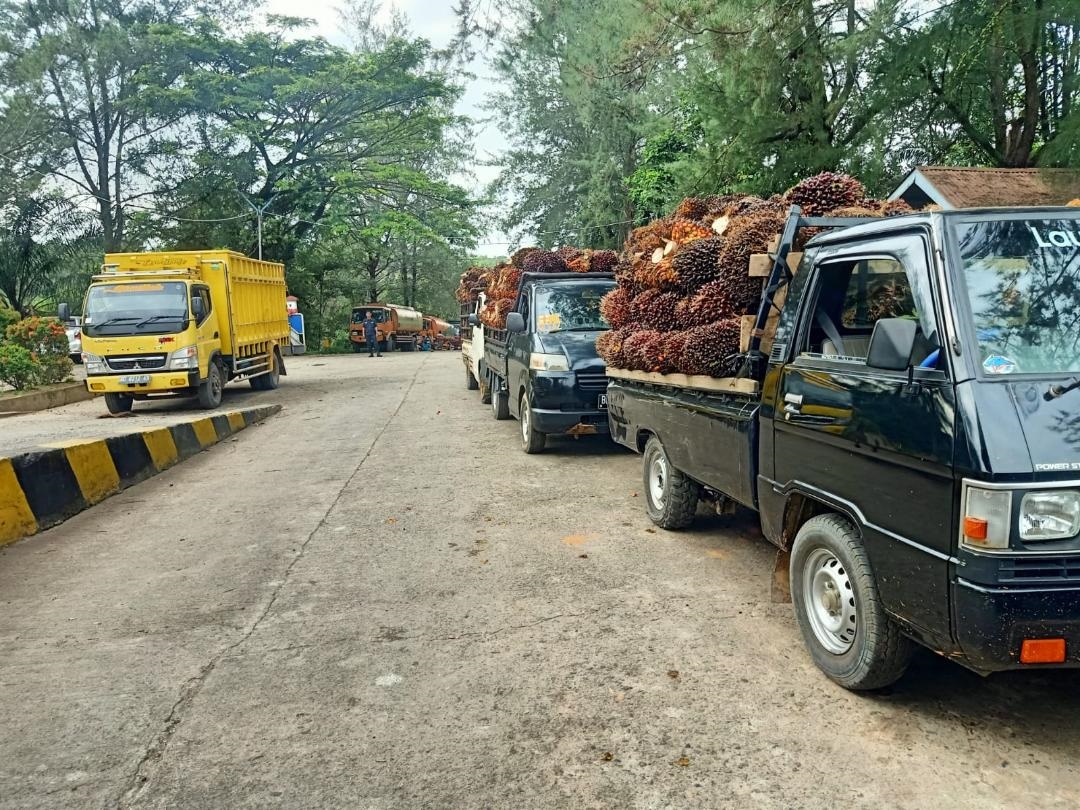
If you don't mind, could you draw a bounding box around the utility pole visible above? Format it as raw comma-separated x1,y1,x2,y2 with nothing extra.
238,192,278,260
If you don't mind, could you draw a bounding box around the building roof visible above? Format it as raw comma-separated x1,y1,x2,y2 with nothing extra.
889,166,1080,209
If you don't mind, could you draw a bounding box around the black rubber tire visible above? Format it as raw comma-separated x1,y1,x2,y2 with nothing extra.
790,514,915,691
642,435,700,529
520,391,545,453
466,366,479,390
197,359,224,407
250,351,281,391
491,381,510,420
104,392,133,414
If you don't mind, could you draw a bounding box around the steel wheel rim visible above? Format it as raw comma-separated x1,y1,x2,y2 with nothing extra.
211,366,222,399
521,399,530,441
648,453,667,510
802,547,857,654
491,389,498,415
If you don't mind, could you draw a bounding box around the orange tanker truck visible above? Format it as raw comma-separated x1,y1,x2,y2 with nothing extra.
349,303,423,352
421,316,457,350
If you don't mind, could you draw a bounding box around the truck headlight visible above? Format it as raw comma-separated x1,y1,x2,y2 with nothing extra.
82,352,107,375
961,486,1012,550
170,345,199,370
1020,491,1080,541
529,353,569,372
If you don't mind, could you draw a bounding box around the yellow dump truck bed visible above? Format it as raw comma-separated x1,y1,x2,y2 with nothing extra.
102,250,289,357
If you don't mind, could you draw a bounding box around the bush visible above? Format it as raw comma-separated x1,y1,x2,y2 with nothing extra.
2,316,73,387
0,344,37,390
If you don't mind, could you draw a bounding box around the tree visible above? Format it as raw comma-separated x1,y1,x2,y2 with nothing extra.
0,197,87,316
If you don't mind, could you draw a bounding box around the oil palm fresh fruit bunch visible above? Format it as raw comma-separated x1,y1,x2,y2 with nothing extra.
672,236,724,293
597,327,634,368
639,291,680,331
675,197,710,221
556,246,583,264
614,260,641,298
623,330,665,372
492,298,514,329
689,279,739,323
566,252,591,273
600,288,633,329
671,218,714,244
630,288,664,325
718,211,785,276
636,255,678,291
680,318,742,377
496,265,522,296
510,247,541,268
674,297,704,329
626,218,672,255
785,172,866,216
590,249,619,273
705,194,747,217
522,250,569,274
660,330,690,373
879,199,915,217
827,205,880,218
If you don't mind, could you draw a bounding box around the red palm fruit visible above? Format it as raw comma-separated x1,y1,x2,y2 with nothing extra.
626,218,672,254
639,291,680,331
689,279,739,322
674,297,704,329
556,246,583,264
623,330,664,372
600,288,633,329
717,211,785,277
630,289,663,324
671,218,714,244
659,330,690,373
672,236,724,293
827,205,880,218
879,199,915,217
567,253,591,273
636,255,679,290
596,327,634,368
675,197,710,221
785,172,866,216
590,249,619,273
705,194,747,217
679,318,743,377
614,260,641,297
510,247,541,268
522,250,569,274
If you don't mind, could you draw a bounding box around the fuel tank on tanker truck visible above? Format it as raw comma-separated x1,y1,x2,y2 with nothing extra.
349,304,423,352
75,250,290,414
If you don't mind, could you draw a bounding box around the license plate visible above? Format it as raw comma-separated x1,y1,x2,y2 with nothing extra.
119,374,151,385
598,393,607,409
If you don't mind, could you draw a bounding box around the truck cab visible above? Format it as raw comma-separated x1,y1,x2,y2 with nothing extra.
485,272,615,453
462,292,487,396
610,207,1080,688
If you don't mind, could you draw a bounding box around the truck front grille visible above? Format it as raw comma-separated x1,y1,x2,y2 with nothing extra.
106,354,167,372
999,556,1080,584
576,371,607,391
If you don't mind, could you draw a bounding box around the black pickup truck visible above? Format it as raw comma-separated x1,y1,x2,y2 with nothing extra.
483,272,616,453
608,205,1080,689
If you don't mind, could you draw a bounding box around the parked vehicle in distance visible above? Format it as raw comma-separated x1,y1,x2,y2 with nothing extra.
484,272,615,453
349,303,423,353
608,205,1080,689
421,315,455,350
461,292,488,401
72,250,289,414
64,315,83,363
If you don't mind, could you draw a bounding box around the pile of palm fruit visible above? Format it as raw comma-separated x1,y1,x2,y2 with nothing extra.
456,246,618,330
596,172,913,377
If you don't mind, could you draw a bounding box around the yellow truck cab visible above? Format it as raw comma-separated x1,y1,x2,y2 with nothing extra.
77,250,290,414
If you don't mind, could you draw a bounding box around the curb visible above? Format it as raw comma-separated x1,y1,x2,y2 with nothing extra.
0,382,92,414
0,404,281,547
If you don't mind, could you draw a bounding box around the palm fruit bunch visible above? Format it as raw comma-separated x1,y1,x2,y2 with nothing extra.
522,249,569,274
718,211,785,278
675,197,710,221
635,255,678,291
629,289,664,326
689,279,740,323
674,298,704,329
590,249,619,273
600,288,633,329
879,199,915,217
456,266,487,303
659,330,690,373
680,319,742,377
556,246,582,264
491,264,521,298
785,172,866,216
671,218,714,243
596,328,633,368
1069,199,1080,207
623,330,666,372
510,247,541,268
671,236,723,292
637,291,679,331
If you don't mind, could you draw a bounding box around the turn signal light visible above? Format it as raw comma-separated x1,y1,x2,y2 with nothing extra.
90,383,105,391
963,516,988,541
1020,638,1066,664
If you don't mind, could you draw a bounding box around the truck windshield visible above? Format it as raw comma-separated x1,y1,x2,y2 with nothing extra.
533,282,614,333
955,216,1080,375
83,282,189,337
352,309,388,324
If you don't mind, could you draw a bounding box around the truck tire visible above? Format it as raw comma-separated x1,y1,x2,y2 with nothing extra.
466,366,479,390
642,435,699,529
520,392,545,453
491,381,510,420
250,351,281,391
790,514,914,690
104,393,133,414
197,359,225,407
384,337,394,353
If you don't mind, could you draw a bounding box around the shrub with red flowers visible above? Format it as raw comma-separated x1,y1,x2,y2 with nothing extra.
1,316,73,389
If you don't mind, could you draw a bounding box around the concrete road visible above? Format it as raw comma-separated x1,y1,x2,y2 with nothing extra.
2,352,1080,810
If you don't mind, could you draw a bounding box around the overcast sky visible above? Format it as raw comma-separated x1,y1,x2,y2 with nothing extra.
264,0,510,252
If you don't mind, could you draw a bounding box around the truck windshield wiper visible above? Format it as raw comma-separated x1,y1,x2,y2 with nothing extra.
89,317,140,328
134,314,186,328
1045,378,1080,401
554,326,604,332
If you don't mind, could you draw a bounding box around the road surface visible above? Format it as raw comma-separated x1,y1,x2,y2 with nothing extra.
2,352,1080,809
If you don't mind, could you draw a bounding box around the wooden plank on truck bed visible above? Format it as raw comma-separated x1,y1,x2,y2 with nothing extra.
606,368,759,395
749,251,803,278
740,313,781,353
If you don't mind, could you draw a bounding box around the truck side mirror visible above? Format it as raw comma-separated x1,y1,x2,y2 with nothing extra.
506,312,525,333
191,296,206,322
58,303,70,322
867,318,917,371
468,314,479,326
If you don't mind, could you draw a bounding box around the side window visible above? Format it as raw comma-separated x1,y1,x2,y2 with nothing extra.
193,286,212,325
799,250,939,367
519,292,530,330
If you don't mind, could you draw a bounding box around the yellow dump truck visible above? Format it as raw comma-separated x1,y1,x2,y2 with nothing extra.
74,250,290,414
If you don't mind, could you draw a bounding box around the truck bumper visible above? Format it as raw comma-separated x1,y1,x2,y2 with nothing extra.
530,407,610,436
86,371,199,397
953,578,1080,672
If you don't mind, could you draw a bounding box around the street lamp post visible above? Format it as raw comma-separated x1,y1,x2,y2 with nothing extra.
238,192,279,260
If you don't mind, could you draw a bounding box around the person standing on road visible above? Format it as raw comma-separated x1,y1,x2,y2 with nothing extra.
363,311,382,357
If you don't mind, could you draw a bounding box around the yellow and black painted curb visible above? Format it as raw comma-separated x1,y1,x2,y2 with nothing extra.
0,405,281,547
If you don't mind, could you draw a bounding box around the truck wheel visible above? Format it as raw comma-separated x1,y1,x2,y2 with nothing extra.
520,392,545,453
383,338,393,353
250,351,280,391
491,382,510,420
466,366,479,390
642,435,699,529
197,359,224,407
790,514,914,690
104,393,133,414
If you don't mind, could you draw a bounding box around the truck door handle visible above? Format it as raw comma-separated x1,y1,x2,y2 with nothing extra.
783,392,802,415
